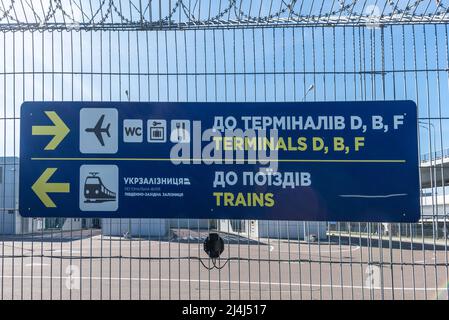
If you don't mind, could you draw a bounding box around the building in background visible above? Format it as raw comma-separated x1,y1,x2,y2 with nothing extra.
3,159,312,240
0,157,34,234
2,154,444,240
102,218,170,237
101,218,327,240
219,219,327,240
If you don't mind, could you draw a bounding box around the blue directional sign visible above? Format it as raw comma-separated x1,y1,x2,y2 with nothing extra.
19,101,420,222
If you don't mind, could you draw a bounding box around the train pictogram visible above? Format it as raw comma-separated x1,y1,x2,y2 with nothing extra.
83,172,116,203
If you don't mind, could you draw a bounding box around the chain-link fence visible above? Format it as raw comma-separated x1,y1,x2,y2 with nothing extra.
1,0,449,300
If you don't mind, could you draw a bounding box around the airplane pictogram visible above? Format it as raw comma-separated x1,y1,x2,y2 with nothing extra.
85,114,111,146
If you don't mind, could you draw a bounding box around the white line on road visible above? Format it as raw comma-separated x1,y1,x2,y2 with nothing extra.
273,246,361,254
0,274,446,292
25,263,50,267
51,249,81,254
415,257,437,264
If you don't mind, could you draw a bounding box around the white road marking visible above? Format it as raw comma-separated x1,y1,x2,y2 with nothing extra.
415,257,437,264
51,249,81,254
0,274,446,292
272,245,361,254
304,246,361,254
25,263,50,267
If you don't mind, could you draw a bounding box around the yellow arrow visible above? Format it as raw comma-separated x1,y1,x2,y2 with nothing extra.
32,111,70,150
31,168,70,208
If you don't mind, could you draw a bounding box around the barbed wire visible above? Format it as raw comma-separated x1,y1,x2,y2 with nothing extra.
0,0,448,31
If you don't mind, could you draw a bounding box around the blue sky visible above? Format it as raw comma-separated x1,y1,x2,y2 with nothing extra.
1,1,449,160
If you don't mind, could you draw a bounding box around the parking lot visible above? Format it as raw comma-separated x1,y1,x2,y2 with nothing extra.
0,229,448,300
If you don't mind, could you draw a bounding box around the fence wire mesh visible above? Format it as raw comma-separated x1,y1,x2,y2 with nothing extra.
0,0,449,300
